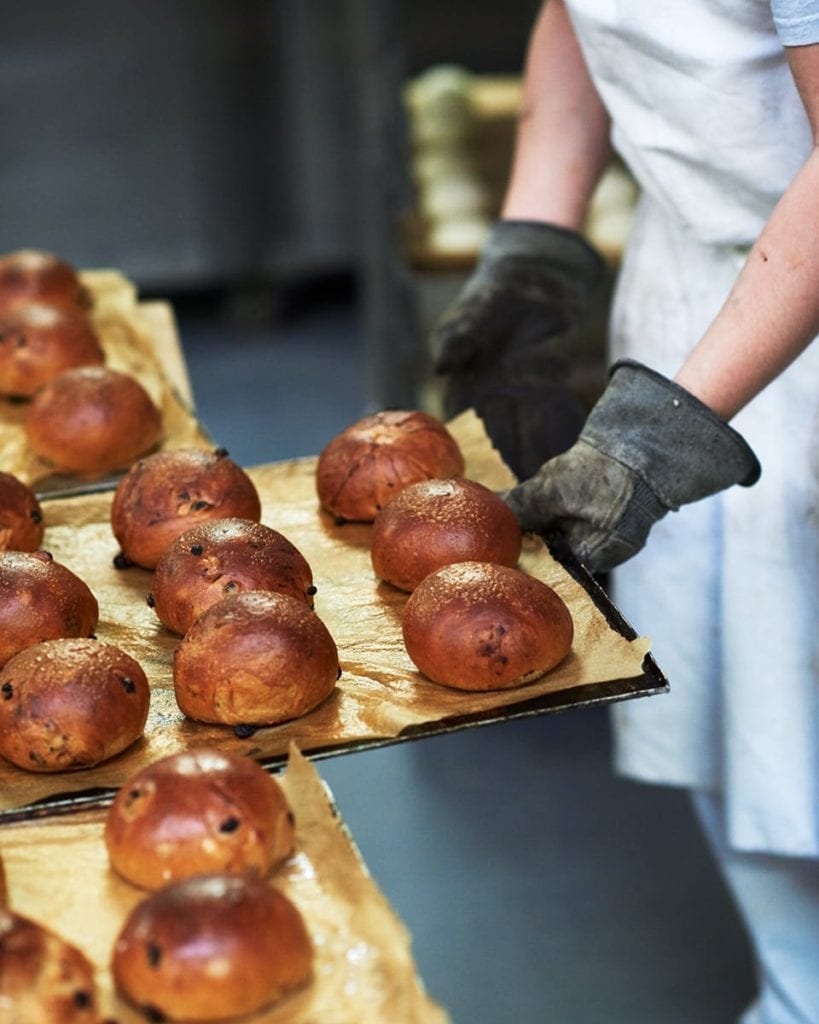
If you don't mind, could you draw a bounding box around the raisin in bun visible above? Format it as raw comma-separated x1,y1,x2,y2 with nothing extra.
0,249,91,314
151,518,315,635
173,591,339,727
0,472,44,552
402,561,574,691
0,551,98,668
0,638,150,772
25,366,162,476
111,447,262,569
112,873,312,1022
0,303,104,398
0,909,100,1023
371,477,522,592
316,409,465,522
105,748,296,890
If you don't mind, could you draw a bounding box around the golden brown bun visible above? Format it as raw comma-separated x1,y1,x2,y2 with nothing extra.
104,748,296,890
0,249,92,314
151,518,315,635
173,591,339,726
0,472,44,552
0,551,99,667
0,638,150,772
0,303,104,398
111,447,262,569
371,477,522,592
0,909,100,1023
112,873,312,1021
316,409,465,522
0,850,6,908
402,561,574,690
24,366,162,475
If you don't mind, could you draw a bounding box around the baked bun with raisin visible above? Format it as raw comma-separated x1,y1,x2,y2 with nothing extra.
104,748,296,890
0,638,150,772
112,873,312,1022
0,249,91,314
24,366,162,476
111,447,262,570
0,908,99,1023
0,551,98,667
151,518,315,635
0,303,104,398
402,561,574,691
316,409,465,522
173,591,339,727
0,472,44,552
371,476,521,592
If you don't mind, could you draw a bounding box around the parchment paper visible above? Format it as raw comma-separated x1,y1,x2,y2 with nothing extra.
0,269,211,491
0,746,450,1024
0,411,650,812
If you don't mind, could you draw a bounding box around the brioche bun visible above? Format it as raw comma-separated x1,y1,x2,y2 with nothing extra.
371,477,521,592
0,303,103,398
0,908,99,1023
0,638,149,771
173,591,339,727
105,748,296,890
151,518,315,635
402,561,573,690
0,551,98,667
316,409,465,522
111,448,262,569
24,366,162,475
0,249,91,314
111,873,312,1021
0,472,44,552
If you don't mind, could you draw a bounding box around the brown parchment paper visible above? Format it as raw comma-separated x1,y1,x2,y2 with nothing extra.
0,410,651,812
0,746,450,1024
0,269,211,491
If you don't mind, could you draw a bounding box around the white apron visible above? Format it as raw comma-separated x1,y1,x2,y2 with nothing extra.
565,0,819,857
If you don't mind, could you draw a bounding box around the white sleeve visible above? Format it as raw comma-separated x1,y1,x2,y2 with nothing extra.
771,0,819,45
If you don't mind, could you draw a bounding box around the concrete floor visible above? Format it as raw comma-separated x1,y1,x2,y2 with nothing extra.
175,285,757,1024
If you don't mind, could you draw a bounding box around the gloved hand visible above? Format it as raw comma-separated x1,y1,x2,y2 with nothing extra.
431,219,606,480
504,360,761,574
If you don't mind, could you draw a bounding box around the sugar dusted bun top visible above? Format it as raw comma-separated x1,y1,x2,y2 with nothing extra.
0,249,91,314
104,747,296,890
111,447,262,569
402,560,574,691
316,409,465,522
112,873,313,1021
371,476,522,592
0,472,44,552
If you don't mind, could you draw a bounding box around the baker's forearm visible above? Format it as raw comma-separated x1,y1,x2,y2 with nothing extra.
501,0,613,229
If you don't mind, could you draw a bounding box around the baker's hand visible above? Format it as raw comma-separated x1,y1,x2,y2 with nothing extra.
504,360,761,573
431,219,605,480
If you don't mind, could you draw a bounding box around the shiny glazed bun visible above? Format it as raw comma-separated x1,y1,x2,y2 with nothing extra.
0,551,98,667
111,873,313,1021
24,366,162,475
371,477,522,592
0,472,44,552
151,518,315,635
0,908,99,1024
173,591,339,726
0,249,91,314
0,638,150,772
110,447,262,569
316,409,465,522
104,748,296,890
0,303,104,398
402,561,574,691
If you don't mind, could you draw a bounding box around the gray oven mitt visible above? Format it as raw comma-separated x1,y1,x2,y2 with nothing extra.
503,360,761,573
431,219,605,480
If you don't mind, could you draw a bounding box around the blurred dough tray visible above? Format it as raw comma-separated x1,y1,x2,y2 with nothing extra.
0,411,666,822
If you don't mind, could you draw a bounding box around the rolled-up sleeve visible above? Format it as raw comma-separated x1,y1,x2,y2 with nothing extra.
772,0,819,45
